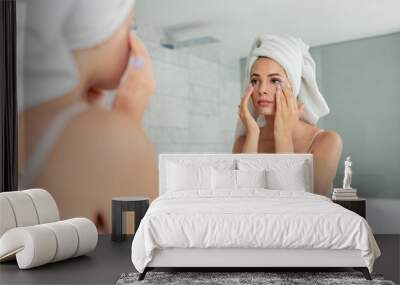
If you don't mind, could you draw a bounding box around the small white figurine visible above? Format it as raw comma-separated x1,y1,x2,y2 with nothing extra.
342,156,352,189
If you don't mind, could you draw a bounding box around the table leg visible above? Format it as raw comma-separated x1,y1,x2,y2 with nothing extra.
112,201,125,241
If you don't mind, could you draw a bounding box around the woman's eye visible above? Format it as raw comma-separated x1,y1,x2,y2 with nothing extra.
271,78,281,84
250,79,258,86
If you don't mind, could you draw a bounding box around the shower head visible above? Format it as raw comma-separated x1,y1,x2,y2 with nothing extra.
160,21,219,49
160,36,220,49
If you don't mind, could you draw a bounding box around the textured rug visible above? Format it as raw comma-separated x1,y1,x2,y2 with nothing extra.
116,271,396,285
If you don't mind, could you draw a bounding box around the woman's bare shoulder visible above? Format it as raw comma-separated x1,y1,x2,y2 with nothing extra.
312,130,343,155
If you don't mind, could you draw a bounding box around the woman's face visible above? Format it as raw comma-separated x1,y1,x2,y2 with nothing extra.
250,57,289,116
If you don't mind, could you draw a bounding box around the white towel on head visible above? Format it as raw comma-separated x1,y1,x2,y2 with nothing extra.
234,34,329,140
19,0,135,111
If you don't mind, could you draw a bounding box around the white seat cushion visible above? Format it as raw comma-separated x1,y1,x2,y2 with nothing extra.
64,218,98,257
24,188,60,223
42,221,79,262
1,191,39,227
0,225,57,269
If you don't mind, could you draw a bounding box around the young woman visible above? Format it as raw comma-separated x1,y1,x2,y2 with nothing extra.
233,35,342,197
18,0,157,232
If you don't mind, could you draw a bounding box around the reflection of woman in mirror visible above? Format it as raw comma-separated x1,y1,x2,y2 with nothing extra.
18,0,158,232
232,34,342,196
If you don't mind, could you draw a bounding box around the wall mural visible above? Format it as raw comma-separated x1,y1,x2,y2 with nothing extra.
16,0,400,233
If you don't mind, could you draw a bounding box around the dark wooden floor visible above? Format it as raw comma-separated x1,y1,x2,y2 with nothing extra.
0,235,399,285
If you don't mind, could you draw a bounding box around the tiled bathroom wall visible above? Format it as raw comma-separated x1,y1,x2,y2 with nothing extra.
140,37,242,156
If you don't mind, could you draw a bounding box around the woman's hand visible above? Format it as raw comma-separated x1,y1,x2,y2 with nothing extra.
274,81,304,153
238,84,260,135
113,32,155,123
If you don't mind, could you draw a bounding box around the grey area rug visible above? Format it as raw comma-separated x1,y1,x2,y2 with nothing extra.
116,271,396,285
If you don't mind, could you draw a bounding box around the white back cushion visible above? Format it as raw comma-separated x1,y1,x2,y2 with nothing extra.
24,189,60,223
0,196,17,237
1,191,39,228
0,189,60,238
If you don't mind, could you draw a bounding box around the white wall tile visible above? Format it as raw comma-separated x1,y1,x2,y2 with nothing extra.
189,56,220,88
190,84,219,102
188,114,221,144
143,38,240,154
147,95,189,128
153,60,189,98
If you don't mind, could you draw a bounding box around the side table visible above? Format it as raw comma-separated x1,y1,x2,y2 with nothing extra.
112,197,149,242
332,198,366,218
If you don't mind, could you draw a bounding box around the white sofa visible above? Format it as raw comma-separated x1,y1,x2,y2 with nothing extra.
0,189,98,269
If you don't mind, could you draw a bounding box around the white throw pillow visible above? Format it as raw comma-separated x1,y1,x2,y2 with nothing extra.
167,162,212,191
236,169,267,189
212,168,237,190
266,163,308,191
